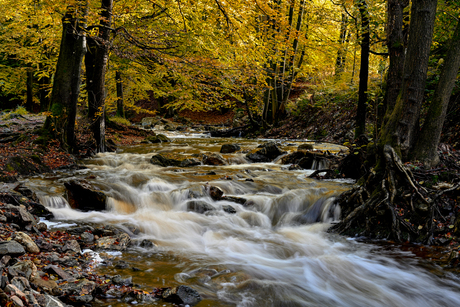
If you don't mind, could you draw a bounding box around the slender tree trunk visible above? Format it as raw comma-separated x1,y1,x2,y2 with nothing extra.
355,0,370,137
115,71,124,118
26,70,34,112
335,11,349,78
39,75,51,112
411,18,460,166
86,0,113,153
380,0,437,159
46,1,87,152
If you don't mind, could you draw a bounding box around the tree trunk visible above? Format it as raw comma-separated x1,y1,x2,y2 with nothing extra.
411,18,460,166
26,70,34,112
381,0,409,127
86,0,113,153
379,0,437,159
335,11,349,78
39,74,51,112
46,1,87,152
115,71,124,118
355,0,370,137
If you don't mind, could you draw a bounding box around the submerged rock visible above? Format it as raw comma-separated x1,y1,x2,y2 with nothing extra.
187,200,216,214
246,142,284,163
202,152,228,166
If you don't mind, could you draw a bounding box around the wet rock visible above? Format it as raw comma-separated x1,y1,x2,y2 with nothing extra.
2,204,38,228
62,239,81,254
220,144,241,153
246,142,284,163
27,202,54,219
67,225,95,235
202,153,228,165
180,158,201,167
297,143,314,151
64,179,107,211
10,260,38,280
37,222,47,232
288,164,303,170
111,275,133,286
221,196,247,205
150,153,184,167
96,233,131,251
14,232,40,254
222,205,237,214
59,278,96,304
139,239,156,249
141,117,159,129
162,285,201,306
144,134,171,143
0,241,25,257
123,290,159,304
187,200,216,214
11,295,24,307
208,186,224,200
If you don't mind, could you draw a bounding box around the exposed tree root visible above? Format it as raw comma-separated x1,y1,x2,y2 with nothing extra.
330,145,460,244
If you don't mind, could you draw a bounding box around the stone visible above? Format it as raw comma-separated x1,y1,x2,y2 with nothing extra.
14,232,40,254
162,285,201,306
208,185,224,200
297,143,314,151
59,278,96,303
202,153,228,166
11,277,30,292
220,144,241,153
96,233,131,251
62,239,81,254
180,158,201,167
37,222,47,232
80,232,95,243
4,284,26,298
246,142,284,163
67,225,95,235
0,241,25,256
144,134,171,143
27,202,54,219
10,295,24,307
186,201,216,214
30,276,58,293
222,205,237,214
43,265,73,280
111,275,133,286
64,179,107,211
43,294,65,307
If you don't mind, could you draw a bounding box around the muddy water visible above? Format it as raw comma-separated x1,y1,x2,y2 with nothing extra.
25,134,460,307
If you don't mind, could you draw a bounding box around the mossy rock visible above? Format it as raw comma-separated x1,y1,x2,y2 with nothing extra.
4,155,50,176
143,134,171,144
150,153,199,167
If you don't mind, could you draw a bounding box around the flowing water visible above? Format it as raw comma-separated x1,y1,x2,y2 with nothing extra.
24,132,460,307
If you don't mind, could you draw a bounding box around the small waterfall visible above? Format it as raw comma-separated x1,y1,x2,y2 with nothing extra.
38,195,70,209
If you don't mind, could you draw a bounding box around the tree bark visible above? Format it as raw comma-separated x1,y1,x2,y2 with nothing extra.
379,0,437,159
47,1,87,152
86,0,113,153
26,70,34,112
382,0,408,125
115,71,124,118
335,11,349,78
411,18,460,166
355,0,370,137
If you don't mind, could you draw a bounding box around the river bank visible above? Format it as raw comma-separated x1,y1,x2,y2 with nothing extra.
3,110,458,306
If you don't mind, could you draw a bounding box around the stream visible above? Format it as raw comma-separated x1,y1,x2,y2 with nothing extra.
23,131,460,307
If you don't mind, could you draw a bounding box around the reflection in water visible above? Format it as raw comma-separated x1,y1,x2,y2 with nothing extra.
29,137,460,307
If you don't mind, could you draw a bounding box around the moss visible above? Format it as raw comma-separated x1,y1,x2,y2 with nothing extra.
50,103,64,117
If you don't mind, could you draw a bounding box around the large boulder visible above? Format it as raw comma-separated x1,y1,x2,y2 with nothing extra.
64,179,107,211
